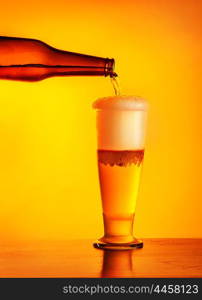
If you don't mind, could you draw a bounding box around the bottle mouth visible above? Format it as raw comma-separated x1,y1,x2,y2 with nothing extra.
105,58,117,77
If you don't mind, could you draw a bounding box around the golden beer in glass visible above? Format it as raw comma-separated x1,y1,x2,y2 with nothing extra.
93,96,147,250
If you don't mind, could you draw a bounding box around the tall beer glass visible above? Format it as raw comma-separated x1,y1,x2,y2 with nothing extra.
93,96,148,250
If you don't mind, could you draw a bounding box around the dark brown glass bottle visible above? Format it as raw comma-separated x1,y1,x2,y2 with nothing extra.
0,36,116,81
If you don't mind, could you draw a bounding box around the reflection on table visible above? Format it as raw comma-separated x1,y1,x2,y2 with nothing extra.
0,239,201,277
101,249,134,277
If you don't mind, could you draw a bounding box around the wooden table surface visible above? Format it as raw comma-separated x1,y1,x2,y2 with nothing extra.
0,239,201,278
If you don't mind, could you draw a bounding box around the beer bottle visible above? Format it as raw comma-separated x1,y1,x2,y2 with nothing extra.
0,36,116,81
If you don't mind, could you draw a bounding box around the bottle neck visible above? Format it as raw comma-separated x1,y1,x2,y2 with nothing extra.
104,58,116,77
47,47,116,77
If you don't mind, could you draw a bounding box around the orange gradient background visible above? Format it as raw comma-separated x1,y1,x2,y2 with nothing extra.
0,0,201,242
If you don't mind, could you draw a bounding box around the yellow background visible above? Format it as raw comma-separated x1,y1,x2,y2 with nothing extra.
0,0,201,242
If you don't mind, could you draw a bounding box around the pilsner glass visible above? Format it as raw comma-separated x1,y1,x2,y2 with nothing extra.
93,96,148,250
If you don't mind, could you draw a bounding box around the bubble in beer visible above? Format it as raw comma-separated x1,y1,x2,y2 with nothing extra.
98,149,144,167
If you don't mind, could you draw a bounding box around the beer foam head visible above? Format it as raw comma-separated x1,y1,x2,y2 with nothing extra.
93,96,148,150
93,95,148,111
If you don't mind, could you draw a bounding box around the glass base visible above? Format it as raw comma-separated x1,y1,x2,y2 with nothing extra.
93,239,143,250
